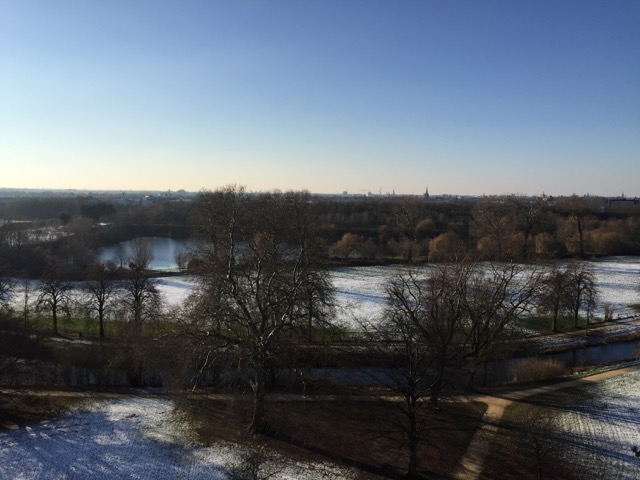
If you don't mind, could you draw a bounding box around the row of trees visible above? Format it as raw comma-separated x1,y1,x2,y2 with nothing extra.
325,194,640,262
0,237,160,340
2,192,639,280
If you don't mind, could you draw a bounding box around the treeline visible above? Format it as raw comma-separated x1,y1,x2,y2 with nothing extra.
1,191,639,280
319,194,640,262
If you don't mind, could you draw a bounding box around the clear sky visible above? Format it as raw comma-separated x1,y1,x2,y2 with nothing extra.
1,1,639,196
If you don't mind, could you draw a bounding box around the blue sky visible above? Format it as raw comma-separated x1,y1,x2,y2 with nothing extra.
1,1,638,196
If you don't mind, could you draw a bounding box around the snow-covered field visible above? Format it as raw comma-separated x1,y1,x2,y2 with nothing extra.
554,369,640,479
157,258,640,326
0,397,354,480
8,257,640,329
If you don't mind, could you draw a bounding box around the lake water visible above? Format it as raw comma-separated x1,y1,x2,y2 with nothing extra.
97,237,193,270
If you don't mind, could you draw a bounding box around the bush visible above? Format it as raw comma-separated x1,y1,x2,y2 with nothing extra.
510,358,566,384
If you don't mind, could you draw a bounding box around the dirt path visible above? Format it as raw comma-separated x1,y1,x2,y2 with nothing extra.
452,364,640,480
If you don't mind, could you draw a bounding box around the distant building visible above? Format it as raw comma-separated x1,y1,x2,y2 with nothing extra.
608,196,639,208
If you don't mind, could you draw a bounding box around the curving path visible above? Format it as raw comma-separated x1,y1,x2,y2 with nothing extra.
453,364,640,480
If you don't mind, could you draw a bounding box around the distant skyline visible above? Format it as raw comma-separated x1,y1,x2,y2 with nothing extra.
2,1,639,196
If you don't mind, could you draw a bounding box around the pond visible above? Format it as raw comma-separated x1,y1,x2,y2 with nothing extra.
96,237,193,271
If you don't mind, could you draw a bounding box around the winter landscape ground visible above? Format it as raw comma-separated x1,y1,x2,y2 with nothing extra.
548,368,640,479
475,364,640,480
0,395,356,479
2,366,640,479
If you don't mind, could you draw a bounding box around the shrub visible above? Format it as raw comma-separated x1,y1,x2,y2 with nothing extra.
510,358,566,384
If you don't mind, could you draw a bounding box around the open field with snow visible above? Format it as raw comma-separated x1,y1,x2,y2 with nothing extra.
9,255,639,329
156,257,640,326
0,396,355,480
553,369,640,479
483,367,640,479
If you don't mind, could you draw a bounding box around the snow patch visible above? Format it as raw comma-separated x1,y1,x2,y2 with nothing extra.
0,397,354,479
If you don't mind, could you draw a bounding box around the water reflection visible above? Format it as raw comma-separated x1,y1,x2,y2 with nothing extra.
97,237,193,270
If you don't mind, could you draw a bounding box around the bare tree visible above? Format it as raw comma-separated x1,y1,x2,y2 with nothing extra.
565,262,598,328
114,242,128,269
460,262,542,388
84,263,119,339
364,292,434,478
186,186,332,434
20,276,32,330
507,196,549,261
122,237,160,331
538,262,598,331
557,195,599,258
116,239,161,386
371,260,543,476
0,275,14,313
37,277,73,335
383,266,469,409
471,199,513,260
538,265,571,332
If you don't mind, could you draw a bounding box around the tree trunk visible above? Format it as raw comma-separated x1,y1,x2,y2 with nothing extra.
466,362,478,391
430,373,443,408
573,291,582,328
98,305,105,339
52,307,58,335
249,362,267,434
407,403,419,478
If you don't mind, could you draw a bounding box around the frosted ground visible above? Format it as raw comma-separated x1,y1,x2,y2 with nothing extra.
552,369,640,479
0,397,354,480
156,257,640,326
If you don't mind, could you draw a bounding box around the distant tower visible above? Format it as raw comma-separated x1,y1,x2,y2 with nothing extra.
424,185,429,199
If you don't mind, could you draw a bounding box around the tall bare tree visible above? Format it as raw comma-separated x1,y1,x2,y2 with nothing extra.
507,196,549,261
538,265,570,332
471,199,513,260
372,260,543,476
37,277,73,335
0,276,13,314
538,262,598,331
364,279,437,478
186,186,332,433
122,238,159,330
117,238,161,386
557,195,599,258
383,266,469,408
84,263,119,339
565,262,598,328
460,262,542,387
